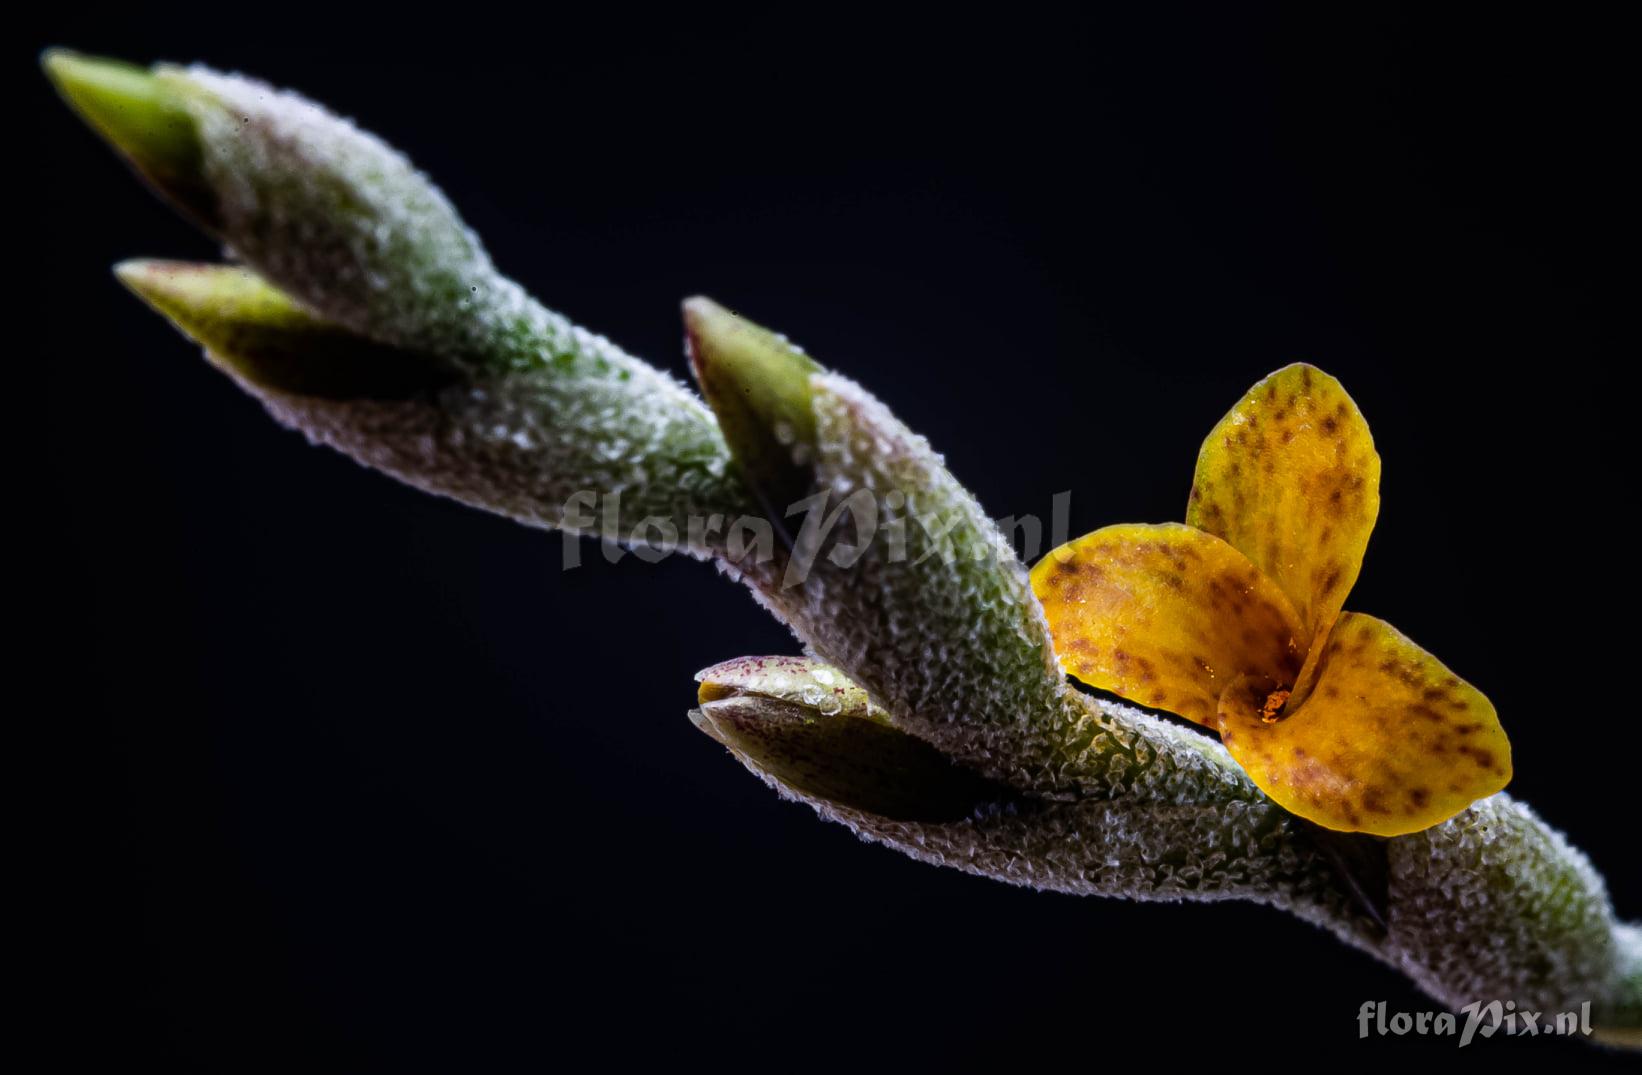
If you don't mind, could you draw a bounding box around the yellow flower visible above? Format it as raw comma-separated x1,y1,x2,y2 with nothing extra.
1031,364,1510,836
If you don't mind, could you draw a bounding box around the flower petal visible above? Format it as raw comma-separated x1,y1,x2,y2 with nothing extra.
1030,523,1306,726
1186,364,1381,640
1217,612,1510,836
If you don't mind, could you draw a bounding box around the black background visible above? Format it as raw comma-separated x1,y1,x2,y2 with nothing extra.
26,4,1633,1069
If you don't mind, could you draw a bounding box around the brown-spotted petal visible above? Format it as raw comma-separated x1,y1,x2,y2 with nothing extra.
1186,363,1381,641
1217,612,1510,837
1030,523,1306,726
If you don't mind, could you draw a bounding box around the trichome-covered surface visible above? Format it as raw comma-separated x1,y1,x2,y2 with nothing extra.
45,50,1640,1045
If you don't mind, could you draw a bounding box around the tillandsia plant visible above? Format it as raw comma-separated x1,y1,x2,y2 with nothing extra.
45,49,1640,1047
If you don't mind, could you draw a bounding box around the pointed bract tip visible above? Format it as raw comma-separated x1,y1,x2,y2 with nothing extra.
44,48,218,228
114,258,280,327
686,664,1009,823
681,295,820,373
114,260,455,400
683,297,822,519
41,48,131,93
111,255,160,289
686,708,730,746
113,255,188,290
680,294,729,335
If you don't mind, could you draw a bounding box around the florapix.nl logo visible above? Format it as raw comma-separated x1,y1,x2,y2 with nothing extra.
1358,1000,1592,1046
556,487,1076,587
